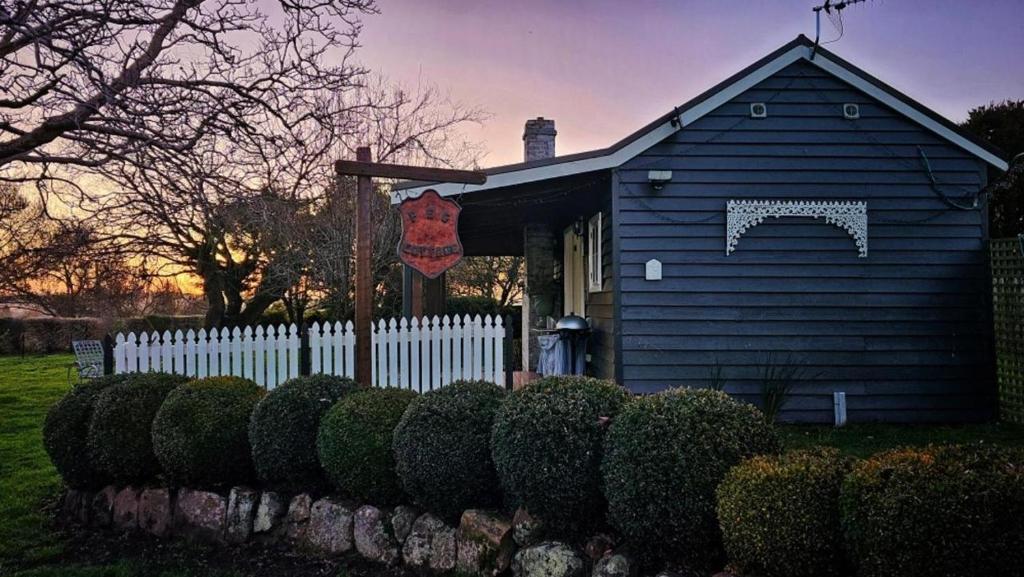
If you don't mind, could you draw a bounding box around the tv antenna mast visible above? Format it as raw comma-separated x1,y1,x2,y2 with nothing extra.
812,0,869,59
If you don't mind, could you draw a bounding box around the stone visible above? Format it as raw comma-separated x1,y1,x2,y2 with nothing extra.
584,533,616,561
512,507,543,547
512,541,586,577
175,488,226,542
61,489,90,525
253,491,287,537
456,509,515,577
285,493,312,543
390,504,418,543
354,505,400,565
402,513,457,572
112,486,141,531
91,486,117,528
306,498,355,555
225,487,258,544
593,554,635,577
138,488,173,537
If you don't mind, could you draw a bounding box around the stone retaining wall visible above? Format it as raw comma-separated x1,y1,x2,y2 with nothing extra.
59,486,644,577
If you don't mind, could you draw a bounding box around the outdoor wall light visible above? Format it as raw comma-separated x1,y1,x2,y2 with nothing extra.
648,170,672,191
573,216,584,237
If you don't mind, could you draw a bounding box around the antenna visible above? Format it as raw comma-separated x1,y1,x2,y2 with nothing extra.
812,0,870,59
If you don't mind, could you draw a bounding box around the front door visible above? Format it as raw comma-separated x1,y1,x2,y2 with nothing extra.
563,227,586,317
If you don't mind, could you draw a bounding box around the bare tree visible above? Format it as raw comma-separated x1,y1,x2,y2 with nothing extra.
0,0,375,179
447,256,524,308
87,79,483,327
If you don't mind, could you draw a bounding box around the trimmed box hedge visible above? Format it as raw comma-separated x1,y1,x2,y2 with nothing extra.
602,388,780,568
717,448,851,577
491,376,630,535
841,444,1024,577
317,387,417,504
152,376,264,488
393,380,506,521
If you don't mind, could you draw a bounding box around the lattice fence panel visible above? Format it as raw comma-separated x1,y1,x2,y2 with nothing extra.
992,238,1024,424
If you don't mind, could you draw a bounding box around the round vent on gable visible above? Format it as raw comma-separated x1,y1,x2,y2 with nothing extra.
750,103,767,118
843,103,860,119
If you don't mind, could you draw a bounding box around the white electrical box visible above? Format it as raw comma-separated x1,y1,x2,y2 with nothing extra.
645,259,662,281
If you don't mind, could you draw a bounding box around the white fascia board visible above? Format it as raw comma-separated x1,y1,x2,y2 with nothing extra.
808,53,1008,171
393,44,1004,204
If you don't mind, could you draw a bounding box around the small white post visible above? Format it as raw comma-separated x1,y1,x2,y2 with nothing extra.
833,391,847,428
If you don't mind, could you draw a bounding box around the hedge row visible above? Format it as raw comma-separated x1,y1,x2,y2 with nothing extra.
46,374,1022,576
717,444,1024,577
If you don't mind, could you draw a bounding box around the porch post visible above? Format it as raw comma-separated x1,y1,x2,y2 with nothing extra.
423,272,446,317
523,223,557,372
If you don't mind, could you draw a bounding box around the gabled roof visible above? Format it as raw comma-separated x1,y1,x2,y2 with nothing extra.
393,35,1008,203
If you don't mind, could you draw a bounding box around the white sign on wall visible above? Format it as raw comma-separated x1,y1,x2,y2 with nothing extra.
645,259,662,281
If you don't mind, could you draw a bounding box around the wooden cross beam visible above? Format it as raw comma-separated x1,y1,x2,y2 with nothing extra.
336,148,486,387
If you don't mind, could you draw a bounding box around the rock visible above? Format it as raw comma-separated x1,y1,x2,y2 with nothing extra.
61,489,90,525
594,553,635,577
285,493,312,543
584,533,616,561
402,513,457,572
253,491,287,538
306,498,355,555
457,509,515,577
175,488,226,542
354,505,400,565
113,486,141,531
513,507,543,547
390,505,418,543
512,541,586,577
225,487,258,544
91,486,117,528
138,488,173,537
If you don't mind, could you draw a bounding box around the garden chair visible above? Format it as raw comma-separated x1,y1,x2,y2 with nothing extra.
68,340,105,384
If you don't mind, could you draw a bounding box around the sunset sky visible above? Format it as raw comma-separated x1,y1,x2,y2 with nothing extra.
355,0,1024,167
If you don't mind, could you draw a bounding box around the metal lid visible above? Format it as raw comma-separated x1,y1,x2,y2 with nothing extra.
555,315,589,331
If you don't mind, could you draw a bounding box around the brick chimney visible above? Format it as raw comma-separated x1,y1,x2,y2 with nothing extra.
523,117,556,161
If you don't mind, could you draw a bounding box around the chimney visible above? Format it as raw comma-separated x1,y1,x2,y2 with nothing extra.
523,117,556,162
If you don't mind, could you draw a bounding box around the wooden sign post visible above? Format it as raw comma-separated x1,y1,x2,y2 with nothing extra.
335,149,485,386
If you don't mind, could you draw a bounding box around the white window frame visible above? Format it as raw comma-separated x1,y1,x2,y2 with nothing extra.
587,212,603,292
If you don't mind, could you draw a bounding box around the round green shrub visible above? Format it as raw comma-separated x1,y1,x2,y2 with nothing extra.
602,388,780,567
317,387,417,504
43,374,133,488
393,380,506,520
249,374,357,492
491,376,630,534
86,372,189,484
716,448,851,577
841,444,1024,577
151,376,264,488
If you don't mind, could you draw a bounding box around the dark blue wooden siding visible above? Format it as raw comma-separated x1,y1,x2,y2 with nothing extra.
587,197,615,380
614,60,993,423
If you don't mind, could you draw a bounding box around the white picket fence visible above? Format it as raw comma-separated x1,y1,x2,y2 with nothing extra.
114,315,505,390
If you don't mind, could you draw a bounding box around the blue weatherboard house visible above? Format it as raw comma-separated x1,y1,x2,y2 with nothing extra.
393,36,1009,423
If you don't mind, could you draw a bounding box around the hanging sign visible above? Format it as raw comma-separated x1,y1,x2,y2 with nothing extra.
397,189,464,278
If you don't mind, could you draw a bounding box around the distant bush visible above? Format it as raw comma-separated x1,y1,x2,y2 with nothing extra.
317,387,417,504
602,388,780,567
86,373,188,484
43,374,131,488
445,295,517,319
491,376,629,534
151,376,264,488
393,380,506,521
0,317,107,354
717,448,851,577
841,445,1024,577
249,374,358,492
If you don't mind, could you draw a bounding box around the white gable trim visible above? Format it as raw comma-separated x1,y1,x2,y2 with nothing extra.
394,44,1005,203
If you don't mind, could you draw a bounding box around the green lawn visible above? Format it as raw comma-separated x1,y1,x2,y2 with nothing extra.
2,353,1023,575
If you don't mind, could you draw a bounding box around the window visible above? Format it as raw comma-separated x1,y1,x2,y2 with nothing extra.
587,212,603,292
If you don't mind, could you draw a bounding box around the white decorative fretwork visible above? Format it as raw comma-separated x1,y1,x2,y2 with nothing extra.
726,200,868,257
